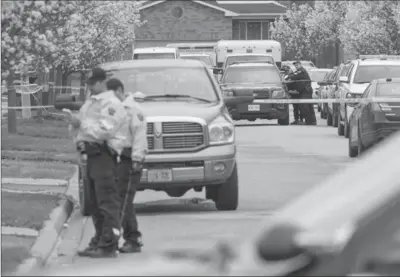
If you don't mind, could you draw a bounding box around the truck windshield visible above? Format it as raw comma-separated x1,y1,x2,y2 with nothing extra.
181,56,212,67
354,65,400,84
107,67,218,102
133,53,175,60
223,66,281,84
377,83,400,97
225,55,274,68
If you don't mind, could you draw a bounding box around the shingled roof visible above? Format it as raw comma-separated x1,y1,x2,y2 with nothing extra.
139,0,288,16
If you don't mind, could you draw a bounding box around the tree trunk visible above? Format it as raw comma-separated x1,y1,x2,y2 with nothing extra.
7,73,17,134
79,71,86,101
36,72,44,123
61,71,69,94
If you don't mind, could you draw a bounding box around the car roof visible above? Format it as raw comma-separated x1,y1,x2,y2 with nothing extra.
375,77,400,83
180,53,211,57
308,68,333,72
356,59,400,66
228,62,275,68
226,53,273,57
100,59,206,71
133,47,177,53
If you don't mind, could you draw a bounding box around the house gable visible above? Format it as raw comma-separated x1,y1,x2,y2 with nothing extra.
136,0,232,41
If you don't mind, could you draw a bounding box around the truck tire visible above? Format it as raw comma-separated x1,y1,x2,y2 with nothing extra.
278,116,290,126
327,112,333,126
348,126,358,158
79,166,92,216
214,164,239,211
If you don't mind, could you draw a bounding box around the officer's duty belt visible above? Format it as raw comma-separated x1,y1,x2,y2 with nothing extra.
121,147,132,159
84,142,117,157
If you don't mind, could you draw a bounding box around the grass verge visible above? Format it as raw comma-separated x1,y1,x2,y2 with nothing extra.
1,235,36,275
2,160,76,180
1,191,61,275
1,191,61,231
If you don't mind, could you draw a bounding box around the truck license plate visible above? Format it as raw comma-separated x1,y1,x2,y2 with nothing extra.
248,104,260,111
147,169,173,183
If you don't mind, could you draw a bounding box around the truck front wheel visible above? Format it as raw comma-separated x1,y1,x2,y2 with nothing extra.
210,164,239,211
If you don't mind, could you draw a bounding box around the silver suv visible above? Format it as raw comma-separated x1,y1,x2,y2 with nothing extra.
336,55,400,138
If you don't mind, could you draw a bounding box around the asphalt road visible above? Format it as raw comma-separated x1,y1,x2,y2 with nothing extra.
46,112,352,272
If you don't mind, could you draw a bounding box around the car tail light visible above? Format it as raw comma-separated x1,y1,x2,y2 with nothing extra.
372,102,391,112
271,89,285,98
346,92,362,99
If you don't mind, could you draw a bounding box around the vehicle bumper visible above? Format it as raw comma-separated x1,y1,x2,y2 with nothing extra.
139,144,236,189
228,102,289,120
374,123,400,140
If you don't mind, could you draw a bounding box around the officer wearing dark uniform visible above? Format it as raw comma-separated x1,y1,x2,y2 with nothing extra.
70,68,128,258
106,78,148,253
282,65,304,125
287,61,316,125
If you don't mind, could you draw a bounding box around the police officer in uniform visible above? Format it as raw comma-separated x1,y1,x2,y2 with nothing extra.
70,68,128,258
282,65,304,125
106,78,148,253
287,61,316,125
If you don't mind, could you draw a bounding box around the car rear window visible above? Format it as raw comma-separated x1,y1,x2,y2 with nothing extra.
225,55,274,68
223,66,281,84
354,65,400,84
309,71,329,82
107,67,218,102
181,56,212,66
377,83,400,97
133,53,175,60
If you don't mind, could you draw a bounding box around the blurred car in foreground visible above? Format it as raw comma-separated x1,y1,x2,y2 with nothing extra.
28,131,400,276
219,62,289,124
348,77,400,158
308,68,333,112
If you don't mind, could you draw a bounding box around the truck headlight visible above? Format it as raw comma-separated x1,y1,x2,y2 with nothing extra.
271,89,285,98
208,115,235,145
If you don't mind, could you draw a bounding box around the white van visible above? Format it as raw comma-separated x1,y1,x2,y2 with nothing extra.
216,40,282,69
133,47,180,60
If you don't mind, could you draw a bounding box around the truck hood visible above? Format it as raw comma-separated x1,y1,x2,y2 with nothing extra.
220,82,284,97
140,100,223,123
345,83,369,94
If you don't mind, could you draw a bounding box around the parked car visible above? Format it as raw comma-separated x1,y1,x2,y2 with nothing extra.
325,63,353,127
56,59,246,213
336,55,400,138
308,68,333,112
316,69,336,119
218,62,289,124
180,53,215,77
348,77,400,157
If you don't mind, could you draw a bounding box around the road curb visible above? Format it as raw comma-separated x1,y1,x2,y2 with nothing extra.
15,167,78,276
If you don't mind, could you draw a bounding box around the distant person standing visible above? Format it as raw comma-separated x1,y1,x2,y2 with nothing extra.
69,67,128,258
106,78,148,253
287,61,316,125
283,65,304,125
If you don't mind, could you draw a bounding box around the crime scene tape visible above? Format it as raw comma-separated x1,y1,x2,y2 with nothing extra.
252,97,400,104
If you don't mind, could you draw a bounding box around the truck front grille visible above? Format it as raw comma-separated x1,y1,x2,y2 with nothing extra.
163,135,204,149
146,121,205,152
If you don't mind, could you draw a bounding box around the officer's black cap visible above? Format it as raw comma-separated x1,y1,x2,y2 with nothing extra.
293,60,301,65
88,67,107,85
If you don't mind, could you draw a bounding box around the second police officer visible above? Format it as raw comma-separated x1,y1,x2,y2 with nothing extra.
106,78,148,253
69,67,127,258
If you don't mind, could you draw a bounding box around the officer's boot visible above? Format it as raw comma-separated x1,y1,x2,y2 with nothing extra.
85,247,118,258
119,240,142,254
77,238,98,257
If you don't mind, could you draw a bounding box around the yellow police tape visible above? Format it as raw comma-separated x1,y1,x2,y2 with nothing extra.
252,97,400,104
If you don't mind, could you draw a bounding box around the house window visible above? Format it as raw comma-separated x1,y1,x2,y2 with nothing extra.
239,22,246,40
237,21,271,40
247,22,261,40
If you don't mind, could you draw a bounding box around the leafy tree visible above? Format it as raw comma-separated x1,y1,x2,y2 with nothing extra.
270,3,316,60
339,1,400,55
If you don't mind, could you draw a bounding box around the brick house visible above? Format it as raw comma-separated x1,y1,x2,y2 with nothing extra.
131,0,288,50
